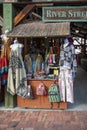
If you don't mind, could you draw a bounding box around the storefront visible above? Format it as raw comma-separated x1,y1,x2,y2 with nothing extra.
7,20,71,109
1,0,87,109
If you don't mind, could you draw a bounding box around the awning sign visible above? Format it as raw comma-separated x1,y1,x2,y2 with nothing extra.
42,6,87,22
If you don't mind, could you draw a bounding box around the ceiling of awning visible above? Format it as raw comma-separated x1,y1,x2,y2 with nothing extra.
70,22,87,39
7,20,87,39
7,21,70,38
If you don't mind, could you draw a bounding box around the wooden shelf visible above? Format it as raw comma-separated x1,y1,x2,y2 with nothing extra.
17,79,67,109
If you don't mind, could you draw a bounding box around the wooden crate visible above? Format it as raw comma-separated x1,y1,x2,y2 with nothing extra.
17,79,67,109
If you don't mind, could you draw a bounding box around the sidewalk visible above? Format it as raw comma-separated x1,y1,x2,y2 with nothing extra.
0,110,87,130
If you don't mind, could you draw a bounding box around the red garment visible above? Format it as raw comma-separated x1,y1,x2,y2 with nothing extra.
0,56,9,71
0,56,8,86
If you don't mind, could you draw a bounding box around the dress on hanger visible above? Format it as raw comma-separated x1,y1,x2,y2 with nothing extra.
7,42,28,98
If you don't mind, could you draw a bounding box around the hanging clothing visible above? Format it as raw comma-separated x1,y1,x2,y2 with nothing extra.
34,54,43,73
24,54,32,74
0,44,9,87
58,39,77,103
0,56,8,86
7,45,28,98
59,42,77,72
59,69,74,103
31,53,37,73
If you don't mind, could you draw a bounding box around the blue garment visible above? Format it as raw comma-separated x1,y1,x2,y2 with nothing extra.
32,61,36,73
72,72,76,79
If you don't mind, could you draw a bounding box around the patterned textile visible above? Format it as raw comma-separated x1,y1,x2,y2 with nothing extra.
48,84,60,102
59,69,74,103
24,54,32,74
58,41,77,103
59,42,77,72
0,56,8,86
7,46,28,98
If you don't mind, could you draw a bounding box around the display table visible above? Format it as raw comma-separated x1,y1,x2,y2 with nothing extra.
17,79,67,109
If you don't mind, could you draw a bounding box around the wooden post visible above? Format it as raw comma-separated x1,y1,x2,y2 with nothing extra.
3,3,17,108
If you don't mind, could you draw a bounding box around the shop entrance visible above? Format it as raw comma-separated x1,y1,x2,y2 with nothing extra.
0,21,87,110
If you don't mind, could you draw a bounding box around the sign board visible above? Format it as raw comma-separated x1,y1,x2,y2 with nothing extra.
42,6,87,22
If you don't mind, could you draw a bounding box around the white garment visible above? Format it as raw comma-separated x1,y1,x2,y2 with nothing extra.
59,69,74,103
58,38,77,103
10,43,24,53
64,38,69,48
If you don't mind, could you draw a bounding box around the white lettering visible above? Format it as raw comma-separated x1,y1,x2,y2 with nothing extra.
61,11,66,17
68,10,73,17
52,11,57,17
68,10,87,18
73,12,78,17
81,11,87,17
46,9,87,19
46,10,52,17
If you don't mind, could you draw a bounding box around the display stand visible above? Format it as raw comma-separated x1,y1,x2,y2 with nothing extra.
17,79,67,109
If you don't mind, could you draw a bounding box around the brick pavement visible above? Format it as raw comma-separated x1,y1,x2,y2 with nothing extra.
0,110,87,130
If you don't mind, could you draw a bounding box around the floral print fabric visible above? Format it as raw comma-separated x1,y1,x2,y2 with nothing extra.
59,41,77,103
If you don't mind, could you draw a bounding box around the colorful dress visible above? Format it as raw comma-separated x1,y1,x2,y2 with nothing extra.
0,56,8,87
